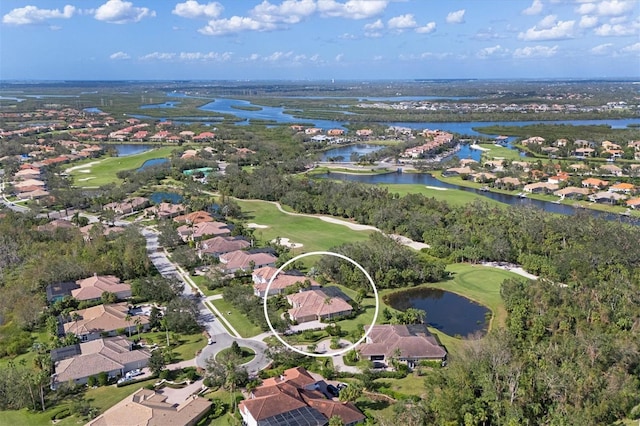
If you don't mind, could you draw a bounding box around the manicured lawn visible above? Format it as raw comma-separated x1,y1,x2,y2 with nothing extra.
379,183,503,207
210,298,263,338
235,199,374,252
140,331,206,362
216,347,255,364
68,146,175,187
477,143,531,161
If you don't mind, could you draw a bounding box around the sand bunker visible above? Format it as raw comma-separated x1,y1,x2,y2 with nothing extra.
78,177,95,181
247,223,269,229
425,186,447,191
65,161,101,173
271,237,303,249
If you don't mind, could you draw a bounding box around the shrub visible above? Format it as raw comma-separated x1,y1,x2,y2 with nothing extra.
97,371,109,386
87,376,97,387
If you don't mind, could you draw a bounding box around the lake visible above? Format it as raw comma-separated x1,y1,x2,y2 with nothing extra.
140,101,181,109
321,144,385,161
385,287,490,337
110,144,153,156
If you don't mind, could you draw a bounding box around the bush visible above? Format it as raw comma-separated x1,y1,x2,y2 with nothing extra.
87,376,97,387
97,371,109,386
50,407,71,421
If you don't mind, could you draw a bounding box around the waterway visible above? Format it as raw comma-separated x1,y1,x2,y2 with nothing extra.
320,144,385,161
385,288,490,337
109,144,154,156
315,171,640,225
137,158,169,171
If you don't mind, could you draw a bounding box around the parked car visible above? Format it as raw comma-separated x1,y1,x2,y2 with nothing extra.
125,369,143,379
337,383,348,391
326,384,339,397
207,338,215,345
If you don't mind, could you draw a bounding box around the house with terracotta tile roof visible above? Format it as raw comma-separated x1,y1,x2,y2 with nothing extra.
177,220,231,241
51,336,150,389
553,187,590,199
219,250,277,274
609,182,635,193
36,219,75,232
173,210,214,224
63,302,149,342
103,197,149,215
287,289,353,323
252,267,320,298
358,324,447,369
145,202,185,219
88,388,212,426
626,198,640,209
239,367,365,426
581,178,609,189
198,236,250,258
71,275,131,302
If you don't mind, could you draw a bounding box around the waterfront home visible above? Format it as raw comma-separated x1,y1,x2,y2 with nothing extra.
145,202,185,219
589,191,626,204
626,198,640,209
553,187,590,199
523,182,559,194
358,324,447,369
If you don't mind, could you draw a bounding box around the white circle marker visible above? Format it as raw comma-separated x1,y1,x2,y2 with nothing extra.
263,251,379,358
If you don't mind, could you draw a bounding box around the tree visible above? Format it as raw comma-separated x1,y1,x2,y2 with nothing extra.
329,416,344,426
148,349,166,375
205,350,249,413
165,297,200,334
338,383,362,403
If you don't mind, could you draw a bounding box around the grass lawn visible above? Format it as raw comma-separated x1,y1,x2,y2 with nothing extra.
235,199,374,252
477,143,532,161
216,347,255,364
140,331,206,362
210,298,263,338
68,146,175,187
379,183,503,207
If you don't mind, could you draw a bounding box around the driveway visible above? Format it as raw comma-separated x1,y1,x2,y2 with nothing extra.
196,333,270,376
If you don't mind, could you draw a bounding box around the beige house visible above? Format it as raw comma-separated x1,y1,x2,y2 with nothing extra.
72,275,131,302
177,221,231,241
359,324,447,369
252,266,320,298
523,182,559,194
88,388,212,426
51,336,149,389
218,250,277,274
63,303,149,342
198,236,250,258
287,289,352,323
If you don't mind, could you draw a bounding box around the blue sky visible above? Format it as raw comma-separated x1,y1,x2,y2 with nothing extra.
1,0,639,80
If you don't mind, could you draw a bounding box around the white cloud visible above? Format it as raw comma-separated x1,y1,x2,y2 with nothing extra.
339,32,357,39
476,45,509,58
335,53,344,61
590,43,613,54
264,51,293,61
596,0,636,16
373,55,383,60
109,51,131,60
576,3,596,15
178,51,232,61
579,15,598,28
251,0,317,24
388,14,416,30
2,4,75,25
364,19,384,31
317,0,388,20
446,9,465,24
415,22,436,34
518,17,575,40
522,0,543,15
94,0,155,24
513,45,559,58
139,52,176,61
594,22,637,36
621,42,640,53
172,1,223,19
198,16,277,35
473,27,504,40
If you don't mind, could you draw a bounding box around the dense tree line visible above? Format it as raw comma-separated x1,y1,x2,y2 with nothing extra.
317,233,446,290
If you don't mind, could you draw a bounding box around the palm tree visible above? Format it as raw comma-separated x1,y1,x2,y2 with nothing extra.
125,313,132,338
160,317,170,347
71,312,81,338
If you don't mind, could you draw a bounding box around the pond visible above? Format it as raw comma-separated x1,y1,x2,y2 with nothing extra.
137,158,169,171
385,287,490,338
109,144,153,156
150,191,183,204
